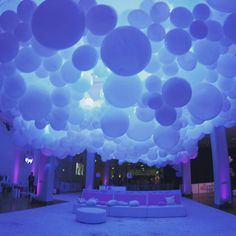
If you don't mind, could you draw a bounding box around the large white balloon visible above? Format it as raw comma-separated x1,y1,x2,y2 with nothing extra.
188,83,223,121
103,74,143,108
127,117,154,141
19,86,52,121
100,108,129,138
153,126,180,149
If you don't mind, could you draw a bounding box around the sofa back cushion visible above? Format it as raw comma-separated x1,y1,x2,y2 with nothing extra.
82,190,113,202
165,196,176,205
81,189,182,206
148,190,181,205
86,198,97,206
107,199,119,206
129,200,140,207
114,191,147,205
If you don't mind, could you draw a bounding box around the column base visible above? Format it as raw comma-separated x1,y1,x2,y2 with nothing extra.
32,197,54,205
215,202,233,210
182,193,193,198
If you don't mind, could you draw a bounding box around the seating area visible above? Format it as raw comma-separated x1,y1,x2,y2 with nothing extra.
73,189,186,218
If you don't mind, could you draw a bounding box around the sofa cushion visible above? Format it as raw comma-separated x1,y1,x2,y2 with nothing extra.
118,201,129,206
107,200,119,206
165,196,176,205
86,198,97,206
147,190,182,205
97,201,106,205
82,190,113,202
129,200,140,207
157,201,166,206
114,192,147,205
77,198,86,204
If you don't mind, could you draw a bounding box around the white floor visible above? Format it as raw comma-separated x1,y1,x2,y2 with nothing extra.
0,195,235,236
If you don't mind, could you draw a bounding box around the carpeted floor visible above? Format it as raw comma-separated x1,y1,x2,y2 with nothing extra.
0,192,67,213
0,196,236,236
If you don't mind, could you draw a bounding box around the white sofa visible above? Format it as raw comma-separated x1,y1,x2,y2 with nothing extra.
109,204,186,218
109,205,147,218
73,190,187,218
147,205,186,218
73,204,186,218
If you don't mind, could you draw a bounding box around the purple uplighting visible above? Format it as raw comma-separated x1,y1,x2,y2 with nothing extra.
13,149,21,185
221,182,230,201
36,155,48,196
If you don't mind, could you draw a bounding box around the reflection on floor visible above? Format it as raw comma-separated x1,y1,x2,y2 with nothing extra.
53,192,81,202
0,192,67,214
0,196,236,236
191,193,236,216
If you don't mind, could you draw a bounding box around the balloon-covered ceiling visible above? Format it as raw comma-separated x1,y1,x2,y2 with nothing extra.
0,0,236,166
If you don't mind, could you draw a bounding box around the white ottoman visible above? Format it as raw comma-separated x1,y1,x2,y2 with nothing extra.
76,207,106,224
73,203,86,213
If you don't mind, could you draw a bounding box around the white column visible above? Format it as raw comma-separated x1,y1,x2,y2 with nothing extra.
103,161,110,186
182,161,192,195
210,126,232,206
37,156,57,202
85,152,95,189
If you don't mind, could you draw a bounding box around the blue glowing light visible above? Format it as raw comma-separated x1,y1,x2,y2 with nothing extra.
0,0,235,166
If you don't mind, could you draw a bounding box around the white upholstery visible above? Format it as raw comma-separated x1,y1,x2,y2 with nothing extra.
108,205,186,218
78,189,187,218
73,203,186,218
109,206,147,218
129,200,140,207
76,207,106,224
165,196,176,205
147,205,186,218
99,186,126,191
118,201,128,206
86,198,97,206
106,199,118,206
77,198,86,204
73,202,108,214
73,202,86,213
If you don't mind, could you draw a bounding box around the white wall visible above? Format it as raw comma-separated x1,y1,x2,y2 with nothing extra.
0,122,41,187
0,122,16,181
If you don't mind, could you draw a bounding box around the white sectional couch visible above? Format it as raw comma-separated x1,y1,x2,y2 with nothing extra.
73,189,187,218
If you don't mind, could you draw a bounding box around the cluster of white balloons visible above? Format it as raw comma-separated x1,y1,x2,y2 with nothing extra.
0,0,236,166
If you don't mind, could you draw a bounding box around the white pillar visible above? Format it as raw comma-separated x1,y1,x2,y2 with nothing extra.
85,152,95,189
103,161,110,186
210,126,232,206
37,156,57,202
182,161,192,195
